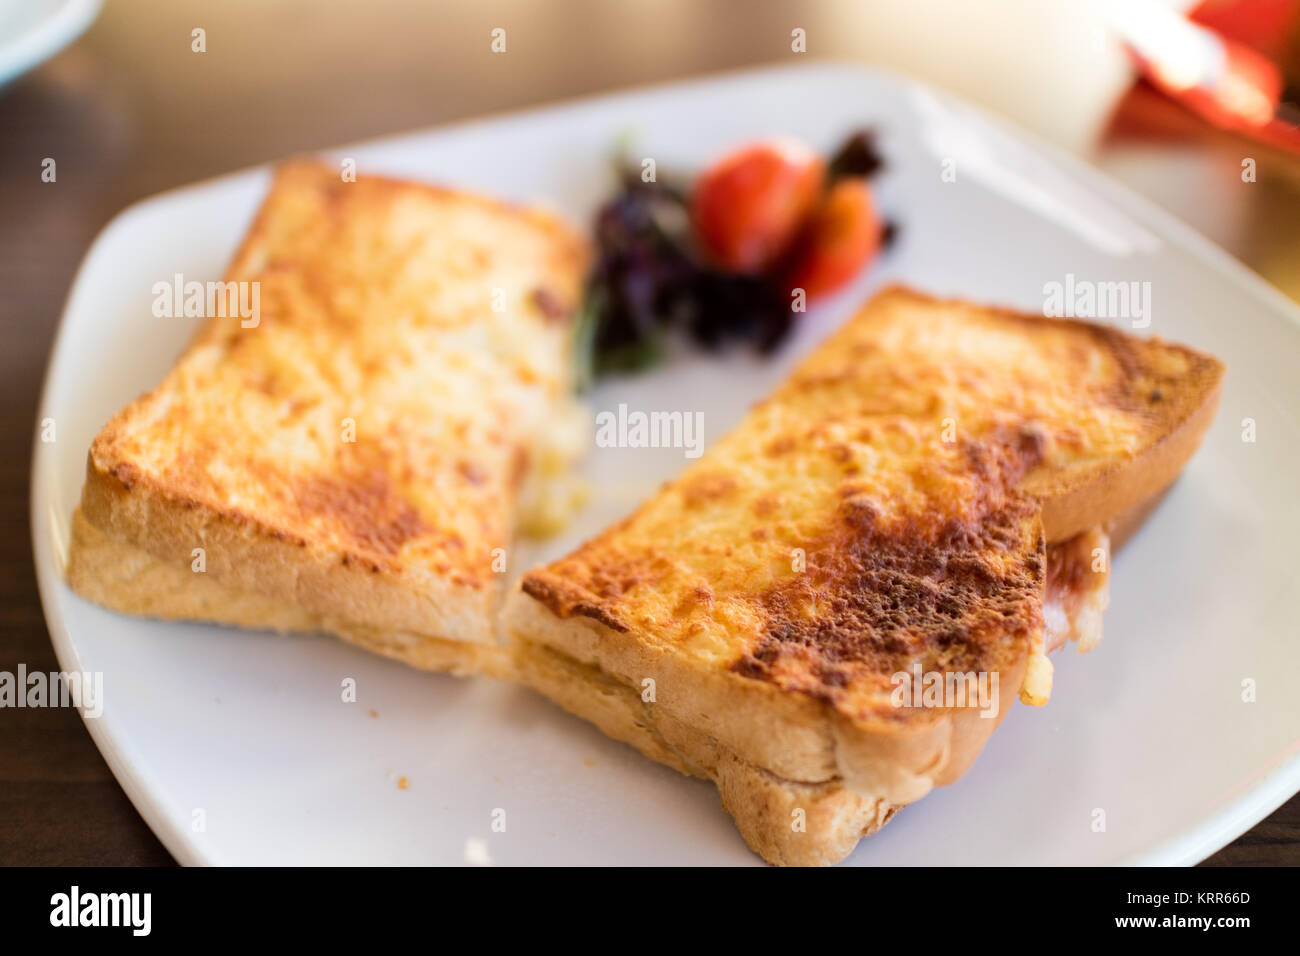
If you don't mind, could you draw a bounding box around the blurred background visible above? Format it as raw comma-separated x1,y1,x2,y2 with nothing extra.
6,0,1300,296
2,0,1297,864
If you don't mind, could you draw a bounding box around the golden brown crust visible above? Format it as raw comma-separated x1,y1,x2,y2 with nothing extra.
70,161,588,664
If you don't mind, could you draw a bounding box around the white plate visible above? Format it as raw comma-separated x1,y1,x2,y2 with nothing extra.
0,0,100,90
33,63,1300,865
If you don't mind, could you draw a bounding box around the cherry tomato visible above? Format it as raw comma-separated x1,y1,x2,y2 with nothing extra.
689,139,825,274
784,178,882,301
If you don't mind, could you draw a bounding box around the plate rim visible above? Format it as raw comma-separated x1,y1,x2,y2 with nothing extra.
30,59,1300,867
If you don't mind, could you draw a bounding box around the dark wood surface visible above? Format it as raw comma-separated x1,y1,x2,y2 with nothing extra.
1,0,1295,867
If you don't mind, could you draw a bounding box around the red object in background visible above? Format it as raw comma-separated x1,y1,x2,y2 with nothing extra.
1181,27,1282,129
1111,0,1300,155
1191,0,1298,60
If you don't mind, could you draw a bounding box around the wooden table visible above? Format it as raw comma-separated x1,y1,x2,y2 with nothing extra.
1,0,1295,866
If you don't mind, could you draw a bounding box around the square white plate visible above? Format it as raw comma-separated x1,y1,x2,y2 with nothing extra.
32,63,1300,865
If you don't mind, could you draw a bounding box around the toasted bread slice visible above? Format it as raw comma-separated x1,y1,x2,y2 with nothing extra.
503,285,1223,864
68,161,588,672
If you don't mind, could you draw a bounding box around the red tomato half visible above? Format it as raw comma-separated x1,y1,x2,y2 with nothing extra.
689,139,826,274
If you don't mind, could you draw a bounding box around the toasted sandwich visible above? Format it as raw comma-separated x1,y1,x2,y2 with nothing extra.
67,161,589,675
503,286,1224,865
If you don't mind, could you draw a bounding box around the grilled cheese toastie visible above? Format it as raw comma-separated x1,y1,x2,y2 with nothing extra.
503,286,1224,865
67,161,589,675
